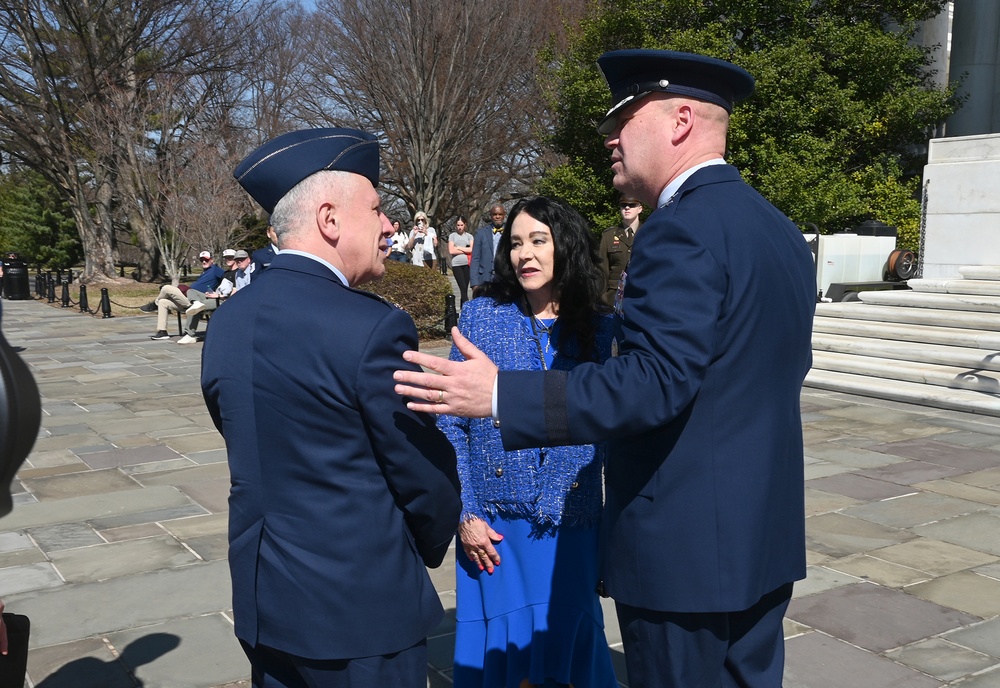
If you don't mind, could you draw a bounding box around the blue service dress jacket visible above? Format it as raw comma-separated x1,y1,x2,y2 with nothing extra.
201,252,462,660
497,164,816,614
469,226,498,288
251,244,277,278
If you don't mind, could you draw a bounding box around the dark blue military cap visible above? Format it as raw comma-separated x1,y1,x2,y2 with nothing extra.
233,128,380,214
596,49,755,135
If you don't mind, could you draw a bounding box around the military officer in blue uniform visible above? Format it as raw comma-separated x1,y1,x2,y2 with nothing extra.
202,128,461,687
394,50,816,687
250,224,279,277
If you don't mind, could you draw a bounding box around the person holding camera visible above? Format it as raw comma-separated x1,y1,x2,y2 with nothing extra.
388,219,411,262
406,211,438,269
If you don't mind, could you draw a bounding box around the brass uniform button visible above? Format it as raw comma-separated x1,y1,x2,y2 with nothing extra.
495,467,503,477
570,481,579,489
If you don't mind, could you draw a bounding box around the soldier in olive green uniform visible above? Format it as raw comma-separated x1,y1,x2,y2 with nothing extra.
597,197,643,307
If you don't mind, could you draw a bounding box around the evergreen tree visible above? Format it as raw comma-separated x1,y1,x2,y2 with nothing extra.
538,0,956,250
0,169,81,269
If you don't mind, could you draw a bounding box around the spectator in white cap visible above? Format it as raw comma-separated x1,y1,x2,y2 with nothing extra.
146,250,224,341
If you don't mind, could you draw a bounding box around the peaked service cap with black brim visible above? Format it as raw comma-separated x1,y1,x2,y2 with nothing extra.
596,49,755,135
233,128,380,214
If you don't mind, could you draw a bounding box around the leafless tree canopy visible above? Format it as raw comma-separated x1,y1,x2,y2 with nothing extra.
237,2,313,146
307,0,576,228
0,0,586,278
0,0,265,282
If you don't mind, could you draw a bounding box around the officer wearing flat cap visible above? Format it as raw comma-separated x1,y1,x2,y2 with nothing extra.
202,127,461,686
394,50,816,688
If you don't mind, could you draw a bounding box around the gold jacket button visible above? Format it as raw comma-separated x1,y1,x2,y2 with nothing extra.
570,481,579,489
495,467,504,477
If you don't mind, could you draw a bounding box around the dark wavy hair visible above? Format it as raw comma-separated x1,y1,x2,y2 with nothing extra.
481,196,606,361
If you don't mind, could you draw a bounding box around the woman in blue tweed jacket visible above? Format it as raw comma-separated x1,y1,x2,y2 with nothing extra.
438,196,618,688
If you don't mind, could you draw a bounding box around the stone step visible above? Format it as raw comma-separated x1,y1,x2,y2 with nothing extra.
907,278,1000,296
815,303,1000,330
811,351,1000,394
806,266,1000,416
813,317,1000,350
805,368,1000,417
812,332,1000,372
960,266,1000,281
858,290,1000,312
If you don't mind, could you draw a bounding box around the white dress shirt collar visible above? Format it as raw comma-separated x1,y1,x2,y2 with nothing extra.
657,158,727,208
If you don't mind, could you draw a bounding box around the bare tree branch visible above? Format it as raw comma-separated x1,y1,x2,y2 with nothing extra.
305,0,584,227
0,0,269,281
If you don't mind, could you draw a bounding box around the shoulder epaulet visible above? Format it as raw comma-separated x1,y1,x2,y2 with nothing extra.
349,286,400,310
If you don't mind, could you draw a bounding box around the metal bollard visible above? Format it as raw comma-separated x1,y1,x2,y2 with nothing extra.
35,273,43,297
120,265,125,278
79,284,89,313
100,288,113,318
60,280,70,307
46,276,56,303
444,293,458,333
55,268,63,283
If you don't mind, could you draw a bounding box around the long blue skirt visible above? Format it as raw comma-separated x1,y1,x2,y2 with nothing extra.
452,513,618,688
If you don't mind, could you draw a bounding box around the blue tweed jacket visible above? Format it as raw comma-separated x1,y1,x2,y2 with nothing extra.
438,297,614,531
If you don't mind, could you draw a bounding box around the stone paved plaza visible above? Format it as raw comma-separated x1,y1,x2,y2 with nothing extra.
3,296,1000,687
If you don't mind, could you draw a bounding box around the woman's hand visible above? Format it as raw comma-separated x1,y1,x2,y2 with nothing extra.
459,517,503,574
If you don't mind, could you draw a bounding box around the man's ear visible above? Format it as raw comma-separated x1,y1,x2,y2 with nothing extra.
317,201,340,244
672,103,694,144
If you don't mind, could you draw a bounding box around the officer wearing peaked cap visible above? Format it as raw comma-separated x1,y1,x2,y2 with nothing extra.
202,128,461,686
393,50,817,687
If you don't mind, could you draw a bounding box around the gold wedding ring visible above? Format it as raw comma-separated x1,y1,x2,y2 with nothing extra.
437,390,444,404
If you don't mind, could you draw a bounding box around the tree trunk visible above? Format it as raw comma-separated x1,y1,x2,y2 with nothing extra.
71,203,117,283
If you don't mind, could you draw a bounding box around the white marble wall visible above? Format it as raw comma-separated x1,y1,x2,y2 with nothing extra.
921,134,1000,278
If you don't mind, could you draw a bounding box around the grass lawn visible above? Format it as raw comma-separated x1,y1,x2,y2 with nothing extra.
31,278,166,318
28,277,451,347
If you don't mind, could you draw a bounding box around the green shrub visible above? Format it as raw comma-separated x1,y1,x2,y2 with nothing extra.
360,260,452,341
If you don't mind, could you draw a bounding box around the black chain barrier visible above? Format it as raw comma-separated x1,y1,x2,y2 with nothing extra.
444,293,458,332
19,268,156,320
100,288,112,318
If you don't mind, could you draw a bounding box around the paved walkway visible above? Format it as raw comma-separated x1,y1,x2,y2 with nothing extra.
3,297,1000,687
